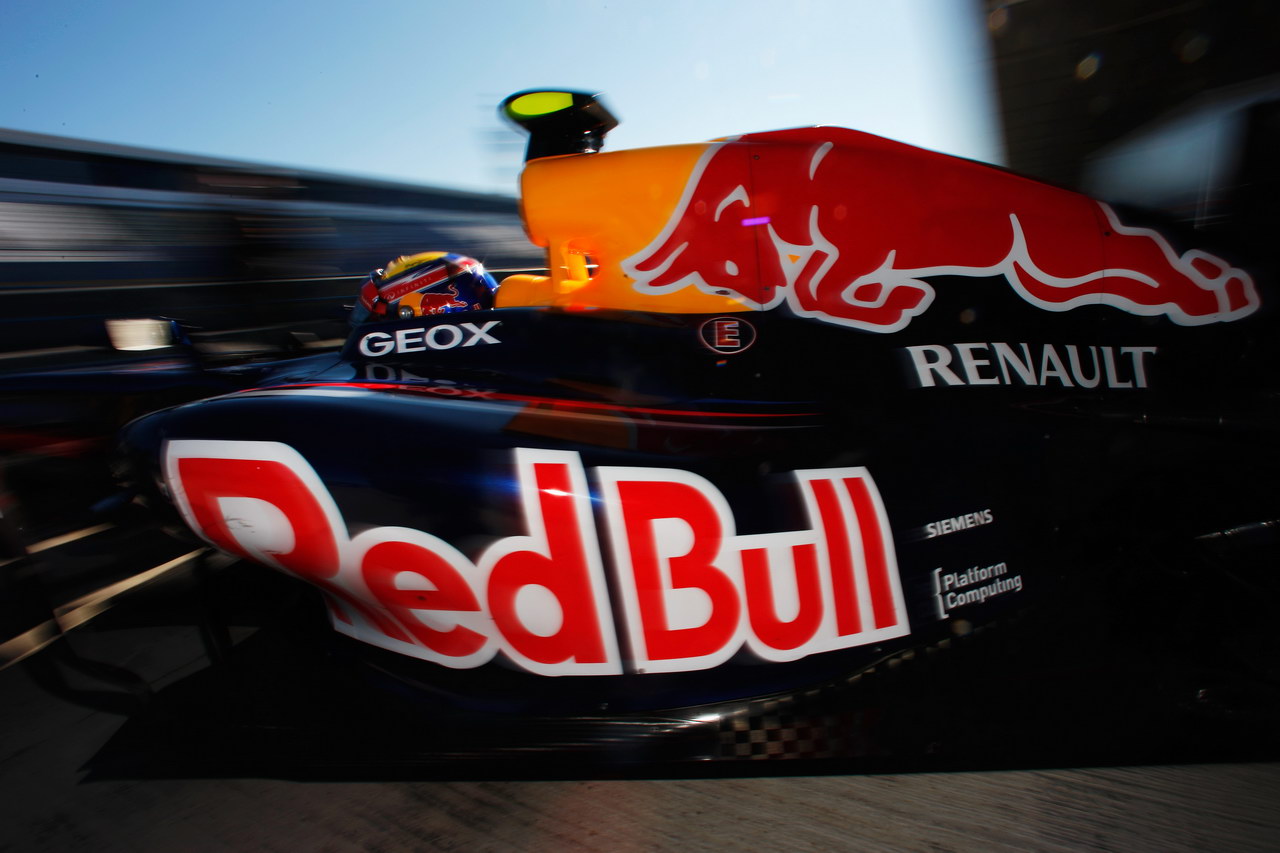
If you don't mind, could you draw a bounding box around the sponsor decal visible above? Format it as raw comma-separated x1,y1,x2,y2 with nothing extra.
378,265,451,303
357,320,501,357
925,508,994,539
163,441,910,676
931,562,1024,619
623,129,1257,332
403,283,469,316
904,343,1156,389
698,316,756,354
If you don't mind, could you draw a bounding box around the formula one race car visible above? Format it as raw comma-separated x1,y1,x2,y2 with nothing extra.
40,90,1280,776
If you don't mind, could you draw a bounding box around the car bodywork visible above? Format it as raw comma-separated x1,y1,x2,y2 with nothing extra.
54,91,1280,772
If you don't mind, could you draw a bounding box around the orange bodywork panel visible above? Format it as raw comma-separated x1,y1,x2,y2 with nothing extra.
498,143,754,314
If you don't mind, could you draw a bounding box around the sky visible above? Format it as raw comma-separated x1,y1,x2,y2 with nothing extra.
0,0,1003,196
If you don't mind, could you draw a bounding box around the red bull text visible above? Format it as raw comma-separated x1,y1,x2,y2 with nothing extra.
163,441,910,675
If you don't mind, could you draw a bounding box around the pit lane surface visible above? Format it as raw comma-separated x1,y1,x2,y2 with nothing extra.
3,660,1278,853
2,615,1278,850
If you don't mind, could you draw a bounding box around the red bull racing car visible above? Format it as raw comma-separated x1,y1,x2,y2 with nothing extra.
61,89,1280,777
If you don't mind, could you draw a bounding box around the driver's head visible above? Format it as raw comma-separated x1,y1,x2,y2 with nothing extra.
355,252,498,323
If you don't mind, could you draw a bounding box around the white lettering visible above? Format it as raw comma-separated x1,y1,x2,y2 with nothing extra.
923,508,994,539
906,345,963,388
1123,346,1157,388
955,343,1000,385
1066,345,1101,388
461,321,502,346
426,325,463,350
1101,346,1131,388
395,328,426,353
1039,344,1073,387
906,343,1156,390
932,562,1022,619
992,342,1036,385
359,332,395,357
357,322,503,357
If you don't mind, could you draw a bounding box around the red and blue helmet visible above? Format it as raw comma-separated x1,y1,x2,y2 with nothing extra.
355,251,498,323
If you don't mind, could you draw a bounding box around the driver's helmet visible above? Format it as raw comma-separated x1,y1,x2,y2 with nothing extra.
354,251,498,323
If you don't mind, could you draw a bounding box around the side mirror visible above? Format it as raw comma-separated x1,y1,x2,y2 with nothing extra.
500,90,619,162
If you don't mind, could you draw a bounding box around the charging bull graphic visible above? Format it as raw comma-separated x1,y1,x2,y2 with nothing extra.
404,283,470,316
623,127,1259,333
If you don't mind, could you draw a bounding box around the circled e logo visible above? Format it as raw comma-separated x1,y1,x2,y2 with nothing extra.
698,316,757,354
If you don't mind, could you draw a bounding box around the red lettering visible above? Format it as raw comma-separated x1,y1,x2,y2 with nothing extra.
166,442,911,676
174,456,339,578
844,476,900,629
167,440,411,640
809,477,862,636
482,452,620,675
602,471,742,672
361,539,488,659
741,542,823,653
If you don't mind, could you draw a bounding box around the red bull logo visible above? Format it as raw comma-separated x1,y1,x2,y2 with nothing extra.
622,127,1259,332
163,441,910,675
401,283,469,316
